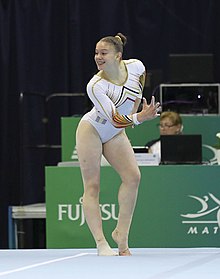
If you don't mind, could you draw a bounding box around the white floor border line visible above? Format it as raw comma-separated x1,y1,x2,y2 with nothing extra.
0,253,89,277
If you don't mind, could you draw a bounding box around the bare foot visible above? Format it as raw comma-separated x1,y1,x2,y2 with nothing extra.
97,241,118,256
112,229,131,256
118,248,131,256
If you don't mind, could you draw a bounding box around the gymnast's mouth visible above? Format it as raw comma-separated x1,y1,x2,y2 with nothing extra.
97,61,105,65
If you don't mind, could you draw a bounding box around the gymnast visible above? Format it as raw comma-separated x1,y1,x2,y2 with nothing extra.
76,32,160,256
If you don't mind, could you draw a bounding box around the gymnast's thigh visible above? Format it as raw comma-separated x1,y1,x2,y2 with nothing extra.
76,120,103,179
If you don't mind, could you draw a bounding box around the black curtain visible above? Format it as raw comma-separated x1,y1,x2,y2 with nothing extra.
1,0,220,248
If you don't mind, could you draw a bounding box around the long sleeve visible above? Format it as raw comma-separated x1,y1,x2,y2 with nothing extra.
86,59,146,128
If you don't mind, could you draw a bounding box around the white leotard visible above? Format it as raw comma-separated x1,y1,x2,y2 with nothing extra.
81,59,145,143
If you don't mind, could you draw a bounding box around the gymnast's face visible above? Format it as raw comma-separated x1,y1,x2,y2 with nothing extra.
94,41,121,71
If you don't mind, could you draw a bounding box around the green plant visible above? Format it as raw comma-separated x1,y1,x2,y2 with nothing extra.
213,132,220,149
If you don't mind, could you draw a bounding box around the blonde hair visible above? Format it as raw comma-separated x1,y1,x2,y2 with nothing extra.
160,111,182,126
99,32,127,54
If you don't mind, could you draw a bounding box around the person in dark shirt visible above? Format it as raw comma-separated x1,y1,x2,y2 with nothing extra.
145,111,183,161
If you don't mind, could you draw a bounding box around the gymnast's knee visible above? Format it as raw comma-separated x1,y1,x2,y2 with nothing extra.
83,180,100,199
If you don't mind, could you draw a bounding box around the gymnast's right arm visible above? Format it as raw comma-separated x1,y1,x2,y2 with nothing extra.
87,80,160,128
87,81,135,128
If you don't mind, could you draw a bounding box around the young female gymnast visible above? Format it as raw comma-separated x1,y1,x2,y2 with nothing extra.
76,32,160,256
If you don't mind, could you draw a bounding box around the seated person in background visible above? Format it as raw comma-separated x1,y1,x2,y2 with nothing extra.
145,111,183,161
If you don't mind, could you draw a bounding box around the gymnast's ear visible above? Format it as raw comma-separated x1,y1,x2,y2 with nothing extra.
116,52,122,61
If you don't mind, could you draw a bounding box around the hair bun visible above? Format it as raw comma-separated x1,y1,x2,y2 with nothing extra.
115,33,127,46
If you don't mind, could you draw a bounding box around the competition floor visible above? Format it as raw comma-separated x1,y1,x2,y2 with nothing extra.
1,248,220,278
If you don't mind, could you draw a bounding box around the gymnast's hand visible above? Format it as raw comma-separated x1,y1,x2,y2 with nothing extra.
137,96,161,123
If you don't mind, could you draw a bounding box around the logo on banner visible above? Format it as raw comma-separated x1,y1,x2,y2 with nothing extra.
181,193,220,235
58,197,118,226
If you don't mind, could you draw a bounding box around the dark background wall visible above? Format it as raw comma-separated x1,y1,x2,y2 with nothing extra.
1,0,220,248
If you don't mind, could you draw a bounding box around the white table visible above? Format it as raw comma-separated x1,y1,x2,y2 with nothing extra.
8,203,46,248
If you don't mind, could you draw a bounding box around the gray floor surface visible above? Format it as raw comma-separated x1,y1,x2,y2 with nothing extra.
1,248,220,278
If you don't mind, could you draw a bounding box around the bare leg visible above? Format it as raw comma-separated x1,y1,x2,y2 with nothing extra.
103,131,141,256
76,120,117,256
